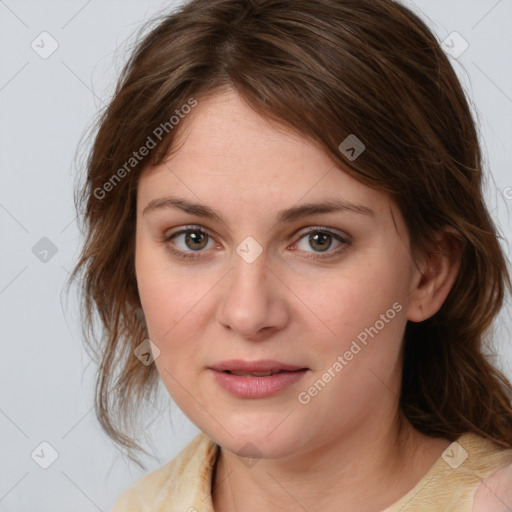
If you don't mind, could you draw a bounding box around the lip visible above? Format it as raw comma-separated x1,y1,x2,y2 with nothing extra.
209,359,306,372
208,359,309,399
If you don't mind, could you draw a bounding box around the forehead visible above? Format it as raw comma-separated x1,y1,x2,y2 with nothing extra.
167,89,323,167
137,89,398,228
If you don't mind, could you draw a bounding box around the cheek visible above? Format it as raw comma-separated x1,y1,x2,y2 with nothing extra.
138,273,205,345
135,243,218,357
290,252,409,369
136,243,182,339
136,260,210,403
294,266,394,335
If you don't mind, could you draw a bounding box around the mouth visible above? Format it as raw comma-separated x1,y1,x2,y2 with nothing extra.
209,359,308,374
208,360,309,398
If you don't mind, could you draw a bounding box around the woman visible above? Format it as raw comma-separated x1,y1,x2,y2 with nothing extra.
71,0,512,510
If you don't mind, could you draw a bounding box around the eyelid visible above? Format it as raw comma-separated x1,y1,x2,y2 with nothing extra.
293,225,351,242
164,224,212,240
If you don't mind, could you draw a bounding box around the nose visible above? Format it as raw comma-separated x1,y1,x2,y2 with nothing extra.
215,251,290,341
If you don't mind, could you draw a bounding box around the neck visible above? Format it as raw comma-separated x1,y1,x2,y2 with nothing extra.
211,413,449,512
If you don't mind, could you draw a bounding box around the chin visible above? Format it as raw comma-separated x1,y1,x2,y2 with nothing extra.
201,417,304,460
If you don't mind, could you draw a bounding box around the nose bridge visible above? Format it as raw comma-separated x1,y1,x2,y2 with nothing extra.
228,243,270,310
230,234,268,292
215,238,288,338
231,257,265,298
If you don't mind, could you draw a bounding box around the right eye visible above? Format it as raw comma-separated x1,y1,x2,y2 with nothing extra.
164,226,217,260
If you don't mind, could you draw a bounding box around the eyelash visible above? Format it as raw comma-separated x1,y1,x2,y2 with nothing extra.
163,225,351,261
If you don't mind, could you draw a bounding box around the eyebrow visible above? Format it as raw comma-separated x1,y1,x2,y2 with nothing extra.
142,195,374,224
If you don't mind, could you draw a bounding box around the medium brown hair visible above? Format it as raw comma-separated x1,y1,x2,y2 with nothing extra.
70,0,512,465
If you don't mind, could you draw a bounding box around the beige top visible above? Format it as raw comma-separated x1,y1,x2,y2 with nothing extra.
111,432,512,511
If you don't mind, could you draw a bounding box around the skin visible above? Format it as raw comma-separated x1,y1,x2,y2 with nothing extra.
135,88,464,511
473,464,512,511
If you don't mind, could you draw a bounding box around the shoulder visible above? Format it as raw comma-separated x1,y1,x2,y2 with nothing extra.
386,433,512,512
110,433,218,512
472,461,512,512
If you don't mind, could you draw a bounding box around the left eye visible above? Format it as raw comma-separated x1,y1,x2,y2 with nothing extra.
294,229,344,253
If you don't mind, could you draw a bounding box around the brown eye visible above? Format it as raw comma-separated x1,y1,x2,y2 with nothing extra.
292,227,351,260
165,227,215,257
308,232,332,252
183,230,209,250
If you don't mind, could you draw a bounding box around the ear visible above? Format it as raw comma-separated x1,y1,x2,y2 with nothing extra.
406,227,464,323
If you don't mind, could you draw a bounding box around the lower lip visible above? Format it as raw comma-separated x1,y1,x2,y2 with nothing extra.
209,369,308,398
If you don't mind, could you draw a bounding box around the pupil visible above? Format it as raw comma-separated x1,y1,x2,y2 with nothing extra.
186,231,207,250
310,232,331,252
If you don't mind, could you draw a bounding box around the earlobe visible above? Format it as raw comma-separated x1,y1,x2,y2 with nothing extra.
406,227,464,323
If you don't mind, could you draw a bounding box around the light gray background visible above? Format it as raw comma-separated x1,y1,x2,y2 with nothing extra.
1,1,511,510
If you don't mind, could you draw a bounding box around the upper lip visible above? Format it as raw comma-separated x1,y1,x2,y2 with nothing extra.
209,359,307,372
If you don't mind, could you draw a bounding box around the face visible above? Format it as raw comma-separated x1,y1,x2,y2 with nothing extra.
135,89,423,460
